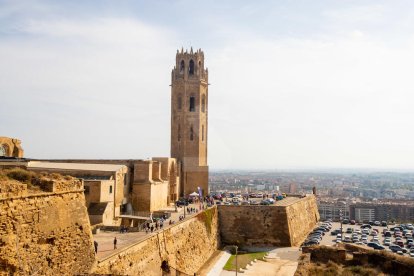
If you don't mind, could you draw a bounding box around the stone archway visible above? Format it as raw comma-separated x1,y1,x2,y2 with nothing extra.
0,137,24,157
0,144,6,156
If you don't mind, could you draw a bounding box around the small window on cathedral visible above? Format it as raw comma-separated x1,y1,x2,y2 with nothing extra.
189,59,195,75
178,124,181,141
180,60,185,73
202,125,204,141
189,96,195,112
178,95,182,110
190,126,194,141
201,95,205,113
109,186,113,194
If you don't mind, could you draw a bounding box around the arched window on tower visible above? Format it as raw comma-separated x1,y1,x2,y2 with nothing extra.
190,126,194,141
202,125,204,141
201,95,206,113
178,124,181,141
189,59,194,75
189,96,195,112
198,61,201,75
180,60,185,73
178,95,182,110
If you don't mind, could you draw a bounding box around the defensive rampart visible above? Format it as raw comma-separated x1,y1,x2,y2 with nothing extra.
218,195,319,247
0,174,95,275
94,207,220,275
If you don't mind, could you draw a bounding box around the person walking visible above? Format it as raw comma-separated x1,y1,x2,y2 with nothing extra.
113,237,117,250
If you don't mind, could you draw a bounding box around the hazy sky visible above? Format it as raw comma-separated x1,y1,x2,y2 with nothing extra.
2,0,414,170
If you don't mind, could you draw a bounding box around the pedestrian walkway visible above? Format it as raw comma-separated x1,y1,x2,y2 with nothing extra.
206,250,231,276
93,203,207,260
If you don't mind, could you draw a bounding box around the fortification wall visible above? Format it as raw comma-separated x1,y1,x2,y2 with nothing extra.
95,207,219,275
0,177,95,275
218,195,319,247
286,195,320,246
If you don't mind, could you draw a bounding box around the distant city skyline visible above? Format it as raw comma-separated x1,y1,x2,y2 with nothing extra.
2,1,414,170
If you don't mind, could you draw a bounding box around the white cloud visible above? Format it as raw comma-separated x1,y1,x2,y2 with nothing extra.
208,34,414,169
2,1,414,170
0,17,178,159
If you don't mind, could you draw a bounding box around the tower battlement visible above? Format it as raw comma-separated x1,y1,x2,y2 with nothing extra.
172,47,208,82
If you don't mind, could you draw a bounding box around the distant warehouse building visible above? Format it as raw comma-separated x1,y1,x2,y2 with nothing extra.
349,202,414,223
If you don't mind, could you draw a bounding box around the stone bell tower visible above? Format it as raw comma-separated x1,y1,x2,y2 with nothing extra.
171,47,209,197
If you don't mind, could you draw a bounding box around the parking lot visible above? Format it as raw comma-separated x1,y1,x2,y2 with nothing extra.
308,221,414,258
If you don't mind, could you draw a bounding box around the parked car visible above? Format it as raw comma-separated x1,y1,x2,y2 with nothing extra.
343,236,352,243
260,200,270,206
389,245,407,253
396,240,404,247
361,224,372,229
381,221,388,227
367,242,385,250
175,199,189,207
350,220,356,225
302,240,318,247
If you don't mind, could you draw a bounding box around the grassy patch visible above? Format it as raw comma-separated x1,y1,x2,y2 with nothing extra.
223,252,267,271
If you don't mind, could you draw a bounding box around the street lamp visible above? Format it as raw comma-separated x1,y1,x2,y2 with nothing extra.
233,245,238,276
339,209,343,241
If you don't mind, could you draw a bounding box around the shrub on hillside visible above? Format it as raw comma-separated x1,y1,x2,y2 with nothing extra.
5,168,35,183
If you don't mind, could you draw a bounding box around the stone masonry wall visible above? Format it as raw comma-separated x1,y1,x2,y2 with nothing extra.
0,178,95,275
218,195,319,247
286,195,320,246
95,207,220,275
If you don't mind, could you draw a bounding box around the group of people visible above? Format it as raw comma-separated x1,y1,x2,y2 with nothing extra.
93,237,118,254
119,225,129,233
145,219,165,234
